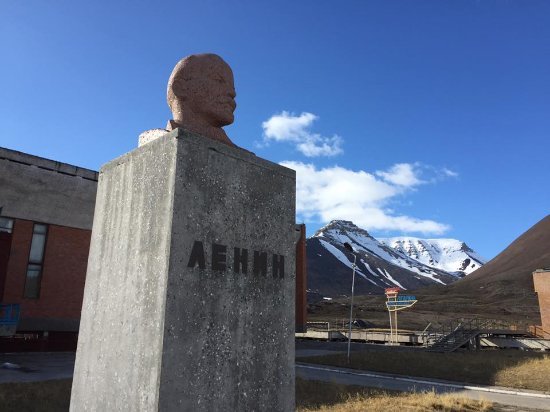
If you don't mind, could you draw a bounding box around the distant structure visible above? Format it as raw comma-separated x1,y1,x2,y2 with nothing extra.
533,268,550,339
385,287,417,344
0,147,97,350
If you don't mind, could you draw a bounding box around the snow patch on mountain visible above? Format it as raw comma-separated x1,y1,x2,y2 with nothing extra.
363,261,380,278
315,220,456,283
318,238,354,270
306,220,480,298
318,239,377,286
379,237,486,275
382,269,407,289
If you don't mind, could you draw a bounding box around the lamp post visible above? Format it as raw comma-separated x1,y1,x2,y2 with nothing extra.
343,242,357,363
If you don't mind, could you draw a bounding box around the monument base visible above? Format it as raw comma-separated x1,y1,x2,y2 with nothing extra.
70,129,296,411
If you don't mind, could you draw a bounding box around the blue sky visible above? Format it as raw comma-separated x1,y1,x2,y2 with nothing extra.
1,0,549,260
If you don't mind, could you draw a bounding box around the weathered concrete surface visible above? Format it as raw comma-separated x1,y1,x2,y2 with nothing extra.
71,129,296,411
139,128,168,147
0,147,97,230
70,133,177,411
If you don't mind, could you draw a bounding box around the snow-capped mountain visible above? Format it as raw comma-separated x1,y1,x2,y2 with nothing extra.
378,237,485,276
307,220,484,300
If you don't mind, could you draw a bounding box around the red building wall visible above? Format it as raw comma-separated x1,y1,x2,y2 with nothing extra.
2,218,90,327
533,269,550,339
295,224,307,333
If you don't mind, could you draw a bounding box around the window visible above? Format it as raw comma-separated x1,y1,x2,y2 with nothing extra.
24,224,48,299
0,218,13,234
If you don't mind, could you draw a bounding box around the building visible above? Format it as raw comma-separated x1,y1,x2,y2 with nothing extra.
0,147,97,350
295,224,307,333
533,268,550,339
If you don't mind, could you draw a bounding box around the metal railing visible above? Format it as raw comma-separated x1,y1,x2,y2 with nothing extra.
426,317,534,351
529,325,550,339
305,322,331,332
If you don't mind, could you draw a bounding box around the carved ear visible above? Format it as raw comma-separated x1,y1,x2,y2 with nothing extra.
172,78,187,100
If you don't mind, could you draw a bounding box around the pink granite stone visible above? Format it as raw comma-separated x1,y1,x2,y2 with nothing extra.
166,54,236,146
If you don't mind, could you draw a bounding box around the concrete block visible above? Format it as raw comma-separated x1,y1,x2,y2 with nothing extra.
0,147,97,230
70,129,296,411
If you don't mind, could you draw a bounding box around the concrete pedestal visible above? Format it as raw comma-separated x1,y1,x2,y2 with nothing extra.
70,129,296,411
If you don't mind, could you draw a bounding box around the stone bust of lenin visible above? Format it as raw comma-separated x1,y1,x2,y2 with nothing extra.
166,53,236,147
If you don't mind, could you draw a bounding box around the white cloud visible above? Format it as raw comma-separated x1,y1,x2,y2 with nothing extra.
442,168,459,178
262,111,343,157
376,163,424,187
376,163,460,186
281,161,451,235
262,112,317,142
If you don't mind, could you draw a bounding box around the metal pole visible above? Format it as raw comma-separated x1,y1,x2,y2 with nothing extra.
388,307,393,344
347,253,357,363
394,310,398,344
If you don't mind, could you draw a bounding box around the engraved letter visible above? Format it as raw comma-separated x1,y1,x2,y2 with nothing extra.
212,243,227,271
272,254,285,279
187,241,206,269
253,251,267,276
234,247,248,274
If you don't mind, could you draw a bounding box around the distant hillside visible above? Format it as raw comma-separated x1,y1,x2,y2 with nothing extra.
410,215,550,323
439,215,550,299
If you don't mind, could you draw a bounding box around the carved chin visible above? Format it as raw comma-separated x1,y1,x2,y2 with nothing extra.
216,112,234,127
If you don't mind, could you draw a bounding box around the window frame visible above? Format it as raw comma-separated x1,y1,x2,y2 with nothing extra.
23,223,49,299
0,217,14,234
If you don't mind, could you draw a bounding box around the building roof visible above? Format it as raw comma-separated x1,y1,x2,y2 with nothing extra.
0,146,98,181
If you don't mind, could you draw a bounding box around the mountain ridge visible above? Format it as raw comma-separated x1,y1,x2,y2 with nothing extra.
307,220,483,300
378,236,485,275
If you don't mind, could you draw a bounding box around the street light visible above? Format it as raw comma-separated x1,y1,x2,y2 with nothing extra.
343,242,357,363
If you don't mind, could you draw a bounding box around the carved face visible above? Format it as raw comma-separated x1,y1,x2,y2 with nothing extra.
187,60,237,127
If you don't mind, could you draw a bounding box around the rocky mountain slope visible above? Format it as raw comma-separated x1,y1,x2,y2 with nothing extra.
307,220,482,299
379,237,485,276
404,215,550,324
435,215,550,300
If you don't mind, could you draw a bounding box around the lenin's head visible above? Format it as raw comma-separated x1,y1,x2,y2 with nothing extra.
167,54,236,145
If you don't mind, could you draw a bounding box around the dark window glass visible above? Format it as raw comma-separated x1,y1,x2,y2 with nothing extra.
24,224,48,299
0,218,13,234
24,264,42,298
